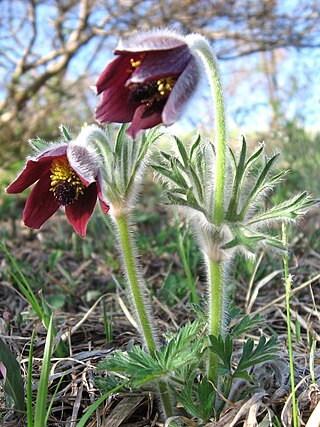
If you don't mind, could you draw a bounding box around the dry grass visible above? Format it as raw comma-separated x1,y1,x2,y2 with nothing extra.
0,208,320,426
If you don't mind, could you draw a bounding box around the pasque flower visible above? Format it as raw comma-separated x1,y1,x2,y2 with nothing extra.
95,29,200,138
6,141,109,237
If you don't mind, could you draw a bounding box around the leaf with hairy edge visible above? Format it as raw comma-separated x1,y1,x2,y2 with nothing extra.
244,142,265,169
0,338,25,412
59,124,73,142
174,135,189,168
239,153,280,220
226,136,247,219
222,226,286,252
114,123,129,155
152,164,188,188
189,134,201,160
189,164,204,202
228,145,237,170
159,150,172,162
28,137,50,152
249,192,319,225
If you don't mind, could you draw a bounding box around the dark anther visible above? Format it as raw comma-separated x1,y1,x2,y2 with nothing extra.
54,182,77,205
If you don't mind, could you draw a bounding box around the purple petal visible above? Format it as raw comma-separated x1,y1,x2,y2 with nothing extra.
96,55,131,94
95,85,136,124
95,55,140,124
128,46,191,84
127,105,163,139
97,172,110,214
65,184,97,237
162,56,200,125
115,29,186,52
6,146,67,194
6,159,52,194
38,145,68,159
23,171,60,229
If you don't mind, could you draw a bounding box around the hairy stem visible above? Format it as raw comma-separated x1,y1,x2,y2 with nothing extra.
115,212,157,354
189,36,228,383
190,37,227,225
207,257,224,385
113,211,174,418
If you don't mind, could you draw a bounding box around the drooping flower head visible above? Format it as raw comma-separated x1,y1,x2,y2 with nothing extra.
6,136,109,237
95,29,200,138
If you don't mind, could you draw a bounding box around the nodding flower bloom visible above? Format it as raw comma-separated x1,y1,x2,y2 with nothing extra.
95,29,200,138
6,141,109,237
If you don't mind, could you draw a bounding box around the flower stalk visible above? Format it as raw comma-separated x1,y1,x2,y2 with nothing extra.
189,36,228,383
114,211,157,355
188,37,227,225
207,257,224,385
112,210,174,419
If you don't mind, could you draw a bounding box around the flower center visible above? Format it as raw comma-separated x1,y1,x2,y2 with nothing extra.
129,76,177,105
50,157,85,205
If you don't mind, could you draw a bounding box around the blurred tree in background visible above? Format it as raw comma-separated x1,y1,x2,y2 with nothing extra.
0,0,319,164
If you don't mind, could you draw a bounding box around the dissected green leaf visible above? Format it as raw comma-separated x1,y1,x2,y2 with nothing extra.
100,320,205,388
170,371,215,421
209,334,233,373
230,314,264,337
239,153,280,219
197,377,216,420
223,226,286,253
236,336,278,373
249,192,319,225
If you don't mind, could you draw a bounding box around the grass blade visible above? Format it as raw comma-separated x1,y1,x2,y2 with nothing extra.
27,330,35,427
34,315,54,427
76,381,128,427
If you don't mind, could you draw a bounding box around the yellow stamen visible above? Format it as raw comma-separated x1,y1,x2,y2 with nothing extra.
130,58,142,68
156,77,176,97
50,157,85,204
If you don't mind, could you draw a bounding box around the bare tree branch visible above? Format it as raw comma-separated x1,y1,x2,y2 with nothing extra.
0,0,318,141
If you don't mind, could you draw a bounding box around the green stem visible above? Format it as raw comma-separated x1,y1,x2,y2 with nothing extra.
115,212,157,355
282,224,299,427
114,211,174,418
190,38,228,385
207,258,224,385
191,38,227,225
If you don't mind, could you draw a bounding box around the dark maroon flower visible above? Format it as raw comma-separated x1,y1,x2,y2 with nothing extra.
6,142,109,237
95,29,199,138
